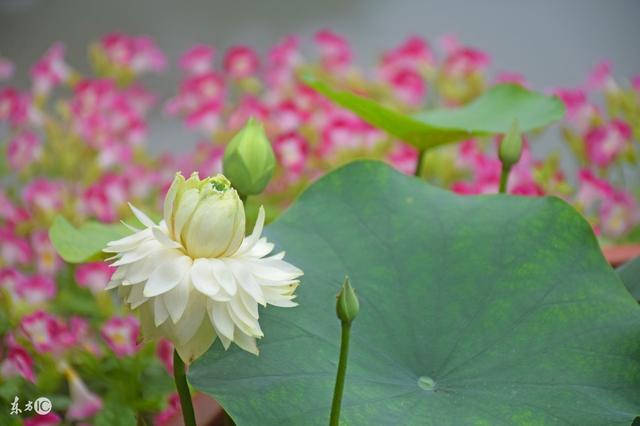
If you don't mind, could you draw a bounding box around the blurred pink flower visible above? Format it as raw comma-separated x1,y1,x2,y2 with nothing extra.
0,190,23,224
384,66,427,107
101,315,140,357
7,131,41,170
31,230,62,276
97,141,134,169
585,60,616,92
274,132,309,178
30,42,70,96
0,87,31,127
228,96,269,130
319,109,366,156
24,413,62,426
632,75,640,93
266,35,301,88
75,262,114,293
0,227,32,266
179,44,215,75
1,342,36,383
584,119,632,167
66,370,103,420
21,311,74,353
224,45,260,79
554,88,600,133
314,29,352,73
71,79,148,148
16,274,57,304
600,190,639,238
155,393,181,426
437,33,461,54
69,316,102,355
156,339,174,375
0,56,14,80
166,71,225,133
0,267,25,299
387,143,418,175
23,178,65,213
494,72,529,87
99,33,166,74
272,99,308,133
575,169,613,208
382,36,434,71
442,46,490,77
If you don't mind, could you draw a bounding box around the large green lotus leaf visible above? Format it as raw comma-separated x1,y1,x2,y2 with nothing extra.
618,256,640,300
49,215,128,263
189,161,640,425
303,76,565,150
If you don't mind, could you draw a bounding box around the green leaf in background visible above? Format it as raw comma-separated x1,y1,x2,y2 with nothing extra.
49,215,129,264
303,75,565,149
190,161,639,425
618,256,640,301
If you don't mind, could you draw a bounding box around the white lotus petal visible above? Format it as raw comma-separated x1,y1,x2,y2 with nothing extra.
228,260,266,306
127,284,148,309
129,203,157,228
248,258,303,281
228,297,262,337
210,258,236,296
175,320,216,364
120,220,141,233
246,238,274,258
191,259,220,297
110,240,159,267
238,289,259,319
105,278,122,290
163,175,180,237
103,229,152,253
123,249,166,284
235,206,265,256
164,272,191,323
144,255,191,297
152,227,182,249
218,334,231,350
173,188,199,239
173,296,206,344
208,300,235,340
233,330,259,355
154,297,170,326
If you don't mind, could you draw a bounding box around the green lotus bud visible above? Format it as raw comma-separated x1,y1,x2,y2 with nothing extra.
499,120,523,169
223,118,276,196
336,277,359,323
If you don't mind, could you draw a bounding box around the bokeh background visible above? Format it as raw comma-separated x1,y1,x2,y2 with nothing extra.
2,0,639,154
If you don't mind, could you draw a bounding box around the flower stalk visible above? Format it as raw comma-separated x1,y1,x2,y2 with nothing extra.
414,149,426,177
330,277,360,426
173,349,196,426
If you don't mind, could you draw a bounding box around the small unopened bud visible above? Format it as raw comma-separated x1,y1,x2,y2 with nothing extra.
223,118,276,196
336,277,359,323
498,120,523,169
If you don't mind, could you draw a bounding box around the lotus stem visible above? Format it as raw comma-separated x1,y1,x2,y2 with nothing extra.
329,321,352,426
173,350,197,426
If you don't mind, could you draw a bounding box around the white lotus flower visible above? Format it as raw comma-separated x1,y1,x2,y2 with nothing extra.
104,172,302,362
